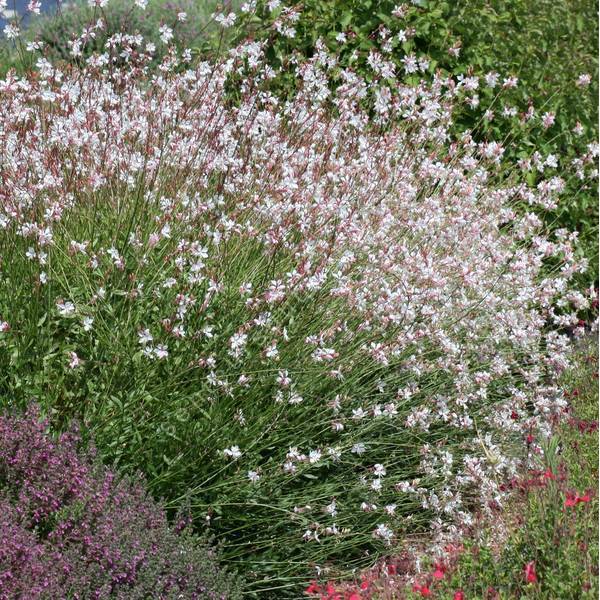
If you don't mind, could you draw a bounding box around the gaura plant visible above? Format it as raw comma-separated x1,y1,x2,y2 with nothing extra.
0,5,596,594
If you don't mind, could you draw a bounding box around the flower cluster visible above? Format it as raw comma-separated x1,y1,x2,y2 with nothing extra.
0,405,240,599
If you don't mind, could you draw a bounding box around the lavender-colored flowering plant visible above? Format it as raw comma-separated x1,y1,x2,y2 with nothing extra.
0,404,241,599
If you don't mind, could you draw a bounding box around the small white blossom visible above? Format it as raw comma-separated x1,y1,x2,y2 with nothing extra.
224,445,242,460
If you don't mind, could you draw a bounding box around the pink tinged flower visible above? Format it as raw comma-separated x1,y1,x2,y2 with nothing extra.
0,321,9,332
27,0,41,13
576,73,591,87
68,352,82,369
524,561,537,583
502,76,519,88
154,344,169,360
312,347,338,362
541,112,555,129
448,43,461,57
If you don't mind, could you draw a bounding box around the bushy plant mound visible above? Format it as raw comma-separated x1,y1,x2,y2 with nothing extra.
0,14,594,594
0,404,240,599
1,0,235,70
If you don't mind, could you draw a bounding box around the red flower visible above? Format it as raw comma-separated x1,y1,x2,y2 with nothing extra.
524,561,537,583
360,580,369,591
305,581,320,595
565,490,592,508
413,583,432,597
578,491,591,503
453,591,465,600
565,492,578,507
543,468,555,480
348,593,361,600
433,564,446,579
387,564,397,576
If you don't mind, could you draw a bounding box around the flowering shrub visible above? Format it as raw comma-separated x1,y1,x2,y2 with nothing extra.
0,6,595,593
224,0,599,286
0,404,241,599
311,342,598,599
0,0,235,72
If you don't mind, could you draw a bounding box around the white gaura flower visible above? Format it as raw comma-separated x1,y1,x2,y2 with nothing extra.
325,500,337,517
373,464,386,477
371,478,382,492
384,504,397,516
351,443,366,455
576,73,591,87
351,407,367,420
159,25,174,44
247,470,260,483
223,446,242,460
138,328,153,345
214,11,236,28
374,523,393,544
56,300,75,317
154,344,169,360
308,449,322,464
3,23,20,40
